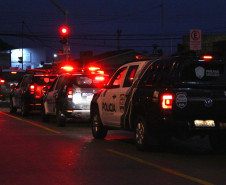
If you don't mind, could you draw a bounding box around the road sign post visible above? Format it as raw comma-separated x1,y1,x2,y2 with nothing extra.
190,29,202,51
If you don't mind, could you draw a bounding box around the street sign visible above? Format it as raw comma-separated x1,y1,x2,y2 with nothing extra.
190,29,201,51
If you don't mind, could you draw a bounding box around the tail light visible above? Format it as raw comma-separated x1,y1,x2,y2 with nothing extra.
67,87,73,99
0,79,5,83
30,85,35,94
162,94,173,109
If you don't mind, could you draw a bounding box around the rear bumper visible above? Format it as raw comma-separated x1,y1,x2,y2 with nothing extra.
64,109,90,121
27,97,42,110
147,115,226,136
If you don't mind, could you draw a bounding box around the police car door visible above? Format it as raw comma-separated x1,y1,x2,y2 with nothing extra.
45,77,58,114
100,67,127,127
13,76,31,107
45,76,64,114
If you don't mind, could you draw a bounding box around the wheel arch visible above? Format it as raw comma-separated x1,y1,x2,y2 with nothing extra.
129,105,147,130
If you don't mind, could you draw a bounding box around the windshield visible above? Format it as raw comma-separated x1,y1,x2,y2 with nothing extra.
33,76,57,86
69,75,106,88
0,71,25,83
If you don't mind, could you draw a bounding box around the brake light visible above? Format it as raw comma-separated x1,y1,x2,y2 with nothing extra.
162,94,173,109
11,71,17,74
67,87,73,99
30,85,35,94
0,79,5,83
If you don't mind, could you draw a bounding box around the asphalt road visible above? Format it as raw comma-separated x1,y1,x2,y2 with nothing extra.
0,101,226,185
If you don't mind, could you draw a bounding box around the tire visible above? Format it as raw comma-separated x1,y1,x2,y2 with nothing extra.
41,104,49,122
21,101,28,116
9,99,17,113
56,108,66,127
134,115,149,151
91,108,107,139
209,134,226,152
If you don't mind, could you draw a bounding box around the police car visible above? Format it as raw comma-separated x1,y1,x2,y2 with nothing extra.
90,56,226,150
10,69,58,116
41,65,109,126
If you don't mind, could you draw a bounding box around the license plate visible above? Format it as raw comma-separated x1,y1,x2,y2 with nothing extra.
194,120,215,127
82,93,93,96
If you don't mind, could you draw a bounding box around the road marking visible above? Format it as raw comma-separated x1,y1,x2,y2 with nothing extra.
107,149,214,185
0,111,61,134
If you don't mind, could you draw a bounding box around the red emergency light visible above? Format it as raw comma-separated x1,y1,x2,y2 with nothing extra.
202,55,213,61
88,67,100,71
61,66,74,72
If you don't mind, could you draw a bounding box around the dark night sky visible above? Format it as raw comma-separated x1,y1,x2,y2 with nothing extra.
0,0,226,59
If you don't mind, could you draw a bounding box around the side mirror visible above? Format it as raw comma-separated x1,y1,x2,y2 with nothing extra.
42,86,48,94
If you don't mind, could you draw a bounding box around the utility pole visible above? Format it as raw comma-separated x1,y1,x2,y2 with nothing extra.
21,21,24,70
49,0,70,61
117,29,122,51
49,0,68,24
160,4,164,55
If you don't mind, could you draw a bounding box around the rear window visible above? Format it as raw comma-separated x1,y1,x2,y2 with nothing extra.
33,76,57,86
0,72,25,83
179,62,226,83
69,75,107,88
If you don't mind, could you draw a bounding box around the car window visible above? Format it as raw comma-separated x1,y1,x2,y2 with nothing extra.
0,71,25,84
49,77,58,91
33,75,57,86
178,62,226,83
123,65,138,87
21,76,32,90
143,60,173,86
69,75,105,88
55,76,64,90
107,67,127,89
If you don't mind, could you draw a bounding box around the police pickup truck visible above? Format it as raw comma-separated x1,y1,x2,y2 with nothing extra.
90,56,226,150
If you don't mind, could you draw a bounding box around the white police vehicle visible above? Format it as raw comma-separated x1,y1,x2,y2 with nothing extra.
41,65,109,126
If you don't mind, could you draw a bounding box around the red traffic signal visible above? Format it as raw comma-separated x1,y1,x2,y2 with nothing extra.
60,26,69,36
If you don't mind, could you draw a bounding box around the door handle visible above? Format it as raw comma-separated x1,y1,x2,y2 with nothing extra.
112,95,116,99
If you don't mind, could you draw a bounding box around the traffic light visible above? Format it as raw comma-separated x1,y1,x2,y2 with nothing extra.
60,26,69,44
18,57,22,63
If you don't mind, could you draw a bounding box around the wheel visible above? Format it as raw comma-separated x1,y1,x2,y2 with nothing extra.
21,101,28,116
91,108,107,139
134,115,149,151
209,134,226,151
9,99,17,113
41,104,49,122
56,108,66,127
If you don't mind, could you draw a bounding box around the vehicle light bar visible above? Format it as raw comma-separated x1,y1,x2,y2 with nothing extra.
61,66,74,71
202,55,213,61
88,67,100,71
95,76,105,81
